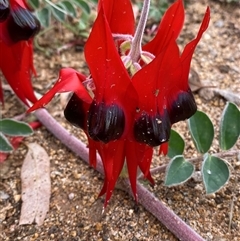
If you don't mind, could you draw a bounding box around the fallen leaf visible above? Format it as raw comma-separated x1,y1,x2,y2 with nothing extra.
19,143,51,226
189,68,203,92
189,69,216,93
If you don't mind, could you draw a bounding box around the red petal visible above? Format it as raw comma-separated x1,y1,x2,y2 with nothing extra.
159,142,168,156
125,141,154,200
9,0,29,10
28,68,92,112
181,7,210,86
0,40,37,106
143,0,184,56
98,0,134,35
133,38,181,115
96,140,125,207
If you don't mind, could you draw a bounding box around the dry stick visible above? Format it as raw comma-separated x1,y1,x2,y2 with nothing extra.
34,108,205,241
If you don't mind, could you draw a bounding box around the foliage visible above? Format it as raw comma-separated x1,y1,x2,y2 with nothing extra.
27,0,98,38
0,119,33,152
165,102,240,194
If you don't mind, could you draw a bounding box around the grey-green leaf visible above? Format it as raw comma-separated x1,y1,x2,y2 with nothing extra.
202,154,230,194
219,102,240,150
61,1,77,17
0,119,33,136
51,3,66,22
167,129,185,158
37,7,51,28
0,133,13,152
71,0,90,14
165,155,195,186
188,110,214,153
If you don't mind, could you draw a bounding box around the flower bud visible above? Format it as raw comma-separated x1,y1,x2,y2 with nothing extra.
134,110,171,147
87,101,125,143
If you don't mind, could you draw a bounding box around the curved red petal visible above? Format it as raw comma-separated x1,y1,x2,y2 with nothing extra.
181,7,210,86
125,141,154,200
28,68,91,112
96,140,125,207
0,40,37,106
133,38,181,115
98,0,134,35
143,0,184,56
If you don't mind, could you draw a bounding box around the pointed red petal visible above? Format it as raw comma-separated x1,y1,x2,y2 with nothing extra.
139,148,154,185
28,68,92,112
0,40,37,106
133,39,181,115
159,142,168,156
96,141,125,207
85,7,131,103
125,141,154,200
98,0,134,35
143,0,184,55
181,7,210,86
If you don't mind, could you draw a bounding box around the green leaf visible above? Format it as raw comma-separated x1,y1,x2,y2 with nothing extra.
202,154,230,194
0,133,13,152
61,1,77,17
164,155,195,186
51,3,66,22
37,7,51,28
71,0,90,14
28,0,39,9
219,102,240,150
167,129,185,158
188,110,214,153
0,119,33,136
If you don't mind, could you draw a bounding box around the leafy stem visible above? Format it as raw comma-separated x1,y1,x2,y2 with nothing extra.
139,150,240,179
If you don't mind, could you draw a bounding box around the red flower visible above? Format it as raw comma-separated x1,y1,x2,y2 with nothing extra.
0,0,40,106
28,0,210,206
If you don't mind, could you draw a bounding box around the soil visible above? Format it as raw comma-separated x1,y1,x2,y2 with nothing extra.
1,0,240,240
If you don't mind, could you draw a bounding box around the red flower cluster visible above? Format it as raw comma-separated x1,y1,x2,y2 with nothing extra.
29,0,210,206
0,0,40,106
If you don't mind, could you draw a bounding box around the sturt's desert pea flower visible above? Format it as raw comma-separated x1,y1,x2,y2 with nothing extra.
28,0,210,207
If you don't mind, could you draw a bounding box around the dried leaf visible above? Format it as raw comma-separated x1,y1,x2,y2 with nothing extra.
19,143,51,226
188,68,203,92
189,69,216,97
